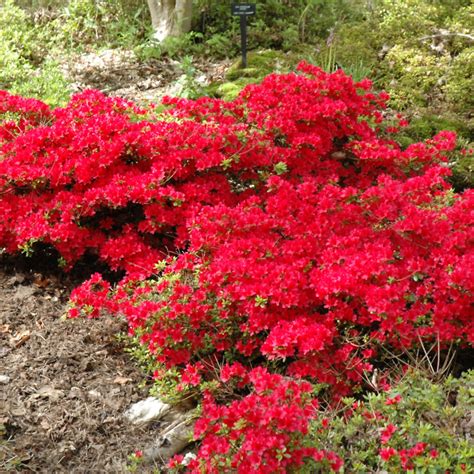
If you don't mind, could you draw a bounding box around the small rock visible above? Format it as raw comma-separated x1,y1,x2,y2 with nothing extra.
143,410,196,461
0,375,10,384
125,397,171,424
0,346,10,358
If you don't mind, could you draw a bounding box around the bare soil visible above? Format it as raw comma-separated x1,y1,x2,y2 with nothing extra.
0,258,160,473
62,49,231,103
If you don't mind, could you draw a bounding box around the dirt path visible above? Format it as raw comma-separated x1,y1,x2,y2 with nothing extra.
0,261,160,472
62,49,231,103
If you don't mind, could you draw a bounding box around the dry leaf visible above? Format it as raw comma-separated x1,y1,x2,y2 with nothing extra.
10,330,31,348
34,274,50,288
113,376,132,385
35,385,64,401
0,324,10,334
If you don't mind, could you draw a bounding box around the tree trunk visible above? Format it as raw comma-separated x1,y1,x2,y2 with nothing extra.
147,0,193,42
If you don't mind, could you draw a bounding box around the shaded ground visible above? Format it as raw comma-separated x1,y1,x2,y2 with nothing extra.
62,49,231,103
0,259,161,472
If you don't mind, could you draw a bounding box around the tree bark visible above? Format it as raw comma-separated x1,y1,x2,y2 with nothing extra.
147,0,193,42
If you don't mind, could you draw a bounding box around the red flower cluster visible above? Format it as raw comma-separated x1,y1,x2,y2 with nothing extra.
380,442,430,470
1,62,472,472
175,367,340,474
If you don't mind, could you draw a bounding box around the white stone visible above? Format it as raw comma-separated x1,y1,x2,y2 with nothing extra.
125,397,171,424
182,452,197,466
0,375,10,384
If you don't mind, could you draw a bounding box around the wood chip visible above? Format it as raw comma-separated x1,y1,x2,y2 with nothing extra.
10,330,31,348
113,376,132,385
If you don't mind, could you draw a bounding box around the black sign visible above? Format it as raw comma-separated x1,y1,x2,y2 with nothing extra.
231,3,256,16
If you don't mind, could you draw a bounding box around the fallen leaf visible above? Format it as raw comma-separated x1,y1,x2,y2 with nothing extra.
10,330,31,348
34,385,64,401
113,376,132,385
35,319,45,330
0,324,10,334
34,274,50,288
40,418,51,430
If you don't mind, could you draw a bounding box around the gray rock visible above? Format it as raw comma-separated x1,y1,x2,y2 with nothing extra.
143,410,196,461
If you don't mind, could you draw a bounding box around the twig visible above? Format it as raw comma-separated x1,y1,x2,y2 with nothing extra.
418,32,474,43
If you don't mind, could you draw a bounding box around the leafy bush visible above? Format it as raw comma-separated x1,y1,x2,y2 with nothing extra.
0,0,70,106
0,1,35,89
443,47,474,114
170,368,474,473
322,0,473,116
175,369,338,474
1,64,472,472
380,45,450,109
20,0,151,49
309,368,474,473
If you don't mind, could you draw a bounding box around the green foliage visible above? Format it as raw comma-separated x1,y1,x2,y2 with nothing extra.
381,45,450,109
377,0,439,42
444,47,474,114
320,0,473,115
134,30,235,62
27,0,151,49
226,49,295,79
0,0,70,106
308,369,474,473
330,23,380,69
0,1,33,88
394,113,472,190
194,0,369,53
12,58,71,107
403,115,471,143
175,55,207,99
207,49,303,100
451,153,474,191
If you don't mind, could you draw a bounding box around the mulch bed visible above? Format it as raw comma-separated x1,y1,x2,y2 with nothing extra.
0,258,161,472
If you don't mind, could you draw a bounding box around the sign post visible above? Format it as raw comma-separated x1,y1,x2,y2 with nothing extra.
231,3,256,68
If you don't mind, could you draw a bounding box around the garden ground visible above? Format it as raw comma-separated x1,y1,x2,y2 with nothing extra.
0,255,162,472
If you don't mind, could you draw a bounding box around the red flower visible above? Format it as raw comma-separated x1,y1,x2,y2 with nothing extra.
381,424,397,444
380,447,397,461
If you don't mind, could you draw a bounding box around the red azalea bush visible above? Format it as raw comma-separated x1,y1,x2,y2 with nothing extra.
0,63,390,276
1,63,472,472
180,368,338,474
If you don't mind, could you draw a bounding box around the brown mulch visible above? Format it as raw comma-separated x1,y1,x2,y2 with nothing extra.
0,260,160,473
62,48,232,104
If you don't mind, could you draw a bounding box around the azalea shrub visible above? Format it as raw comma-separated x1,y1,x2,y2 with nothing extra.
1,63,473,472
169,368,343,474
